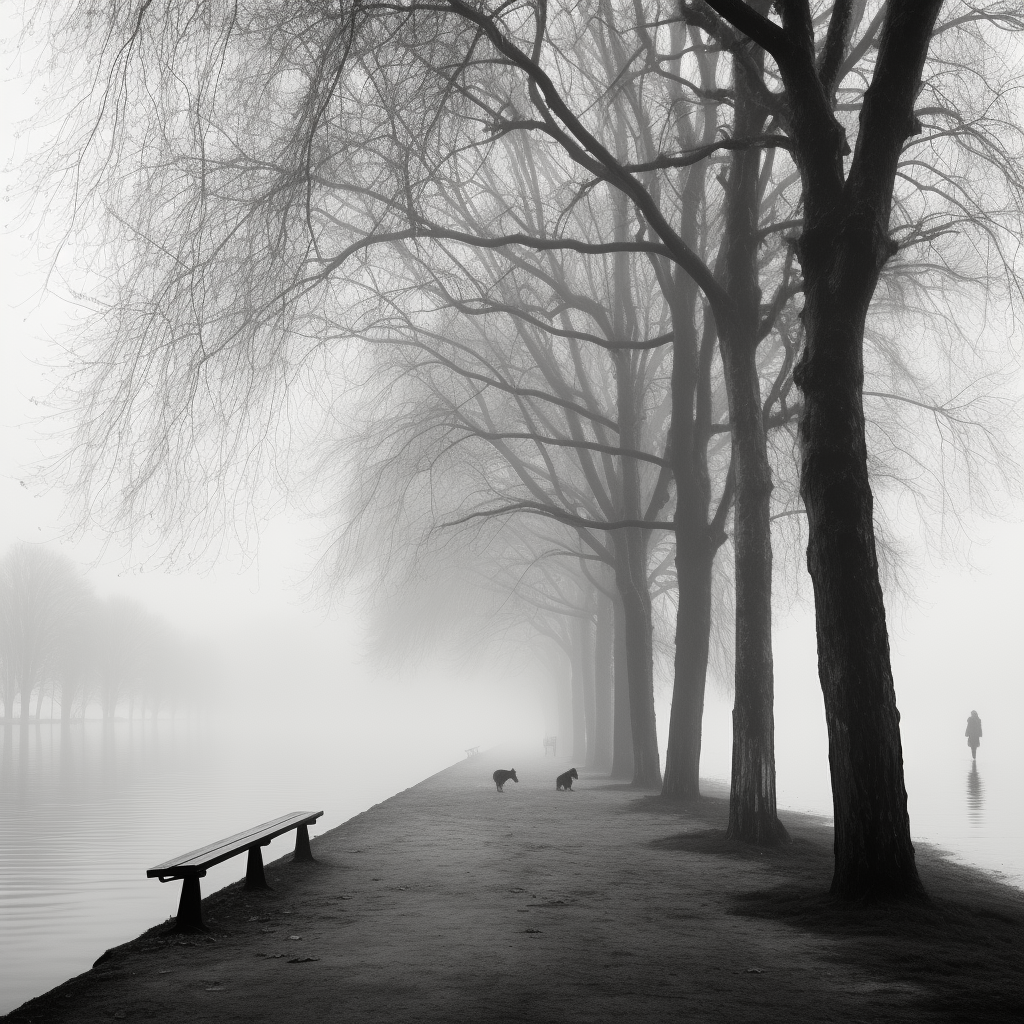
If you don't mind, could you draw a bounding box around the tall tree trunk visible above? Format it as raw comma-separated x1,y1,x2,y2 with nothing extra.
780,0,940,897
610,592,634,780
593,590,614,772
659,102,722,800
719,39,786,844
579,613,597,769
663,524,715,799
608,197,660,788
721,321,786,843
569,626,588,765
661,282,718,800
613,533,660,787
797,229,920,895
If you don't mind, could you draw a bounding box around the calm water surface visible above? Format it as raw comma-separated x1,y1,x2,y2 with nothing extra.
1,715,1021,1014
0,717,457,1013
774,730,1024,890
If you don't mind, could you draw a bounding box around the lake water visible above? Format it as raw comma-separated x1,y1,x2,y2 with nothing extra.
1,712,1021,1014
699,690,1024,893
0,716,459,1014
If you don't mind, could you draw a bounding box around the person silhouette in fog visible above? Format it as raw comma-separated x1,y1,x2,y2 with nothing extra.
965,710,982,761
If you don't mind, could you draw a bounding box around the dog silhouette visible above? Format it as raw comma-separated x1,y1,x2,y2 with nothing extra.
492,768,519,792
556,768,579,791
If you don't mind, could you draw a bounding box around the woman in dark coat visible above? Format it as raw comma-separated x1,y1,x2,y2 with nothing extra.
965,711,983,761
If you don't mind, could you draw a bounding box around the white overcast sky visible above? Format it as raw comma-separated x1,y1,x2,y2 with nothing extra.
0,13,330,638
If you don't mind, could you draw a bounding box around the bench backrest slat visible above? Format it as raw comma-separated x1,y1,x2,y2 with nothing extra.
147,810,323,878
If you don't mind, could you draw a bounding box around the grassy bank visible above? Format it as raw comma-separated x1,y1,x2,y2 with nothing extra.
6,751,1022,1023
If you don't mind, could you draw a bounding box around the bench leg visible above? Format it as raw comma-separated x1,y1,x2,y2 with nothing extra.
244,845,271,890
293,823,314,863
173,875,207,932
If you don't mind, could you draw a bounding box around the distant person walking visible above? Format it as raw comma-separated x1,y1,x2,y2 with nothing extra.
965,711,983,761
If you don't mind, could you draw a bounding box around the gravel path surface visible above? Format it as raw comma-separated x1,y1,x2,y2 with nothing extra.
6,749,1022,1022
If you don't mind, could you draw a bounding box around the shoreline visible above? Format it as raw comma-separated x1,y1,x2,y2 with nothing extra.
699,771,1024,893
6,751,1023,1022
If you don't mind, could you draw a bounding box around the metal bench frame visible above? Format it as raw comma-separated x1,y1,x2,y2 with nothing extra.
147,810,323,931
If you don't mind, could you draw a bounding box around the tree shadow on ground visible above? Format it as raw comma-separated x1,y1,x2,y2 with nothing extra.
731,879,1024,1022
651,825,1024,1022
622,793,731,821
651,827,828,868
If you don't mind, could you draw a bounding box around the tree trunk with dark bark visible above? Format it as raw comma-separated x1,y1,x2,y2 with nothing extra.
719,38,787,845
593,591,614,772
603,202,661,787
613,534,660,787
797,225,921,894
780,0,942,896
663,519,715,800
695,0,939,899
613,347,661,787
661,276,717,800
659,119,723,801
721,320,786,843
570,618,589,765
660,299,719,799
579,612,597,769
610,592,634,780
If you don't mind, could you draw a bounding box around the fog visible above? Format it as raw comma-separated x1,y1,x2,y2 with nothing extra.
1,2,1023,1015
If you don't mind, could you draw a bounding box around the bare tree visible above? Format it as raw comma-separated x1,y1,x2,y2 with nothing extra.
23,0,1024,895
0,543,92,721
51,589,101,721
93,597,158,720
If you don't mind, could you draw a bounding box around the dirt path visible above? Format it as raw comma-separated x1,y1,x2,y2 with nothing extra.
7,750,1022,1023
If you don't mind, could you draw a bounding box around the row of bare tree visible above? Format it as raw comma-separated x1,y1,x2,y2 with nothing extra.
21,1,1022,898
0,544,214,722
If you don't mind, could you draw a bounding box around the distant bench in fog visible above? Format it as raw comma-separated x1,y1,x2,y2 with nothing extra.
147,810,324,931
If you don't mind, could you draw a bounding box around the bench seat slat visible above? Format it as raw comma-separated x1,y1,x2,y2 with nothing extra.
147,810,323,878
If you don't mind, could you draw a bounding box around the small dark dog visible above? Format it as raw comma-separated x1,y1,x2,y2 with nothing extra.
556,768,579,791
492,768,519,792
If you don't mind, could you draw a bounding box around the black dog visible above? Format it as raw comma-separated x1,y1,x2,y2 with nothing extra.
556,768,579,791
492,768,519,792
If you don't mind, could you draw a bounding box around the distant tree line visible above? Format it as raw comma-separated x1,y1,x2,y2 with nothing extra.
21,0,1023,899
0,543,215,722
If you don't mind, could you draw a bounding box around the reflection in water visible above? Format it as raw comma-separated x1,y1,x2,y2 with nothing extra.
0,716,456,1014
967,763,984,828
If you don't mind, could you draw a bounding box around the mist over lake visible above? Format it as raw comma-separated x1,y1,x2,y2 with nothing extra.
2,670,1020,1014
0,711,462,1013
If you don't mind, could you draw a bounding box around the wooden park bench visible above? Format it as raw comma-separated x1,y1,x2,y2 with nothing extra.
465,746,481,758
147,810,323,932
543,735,557,756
